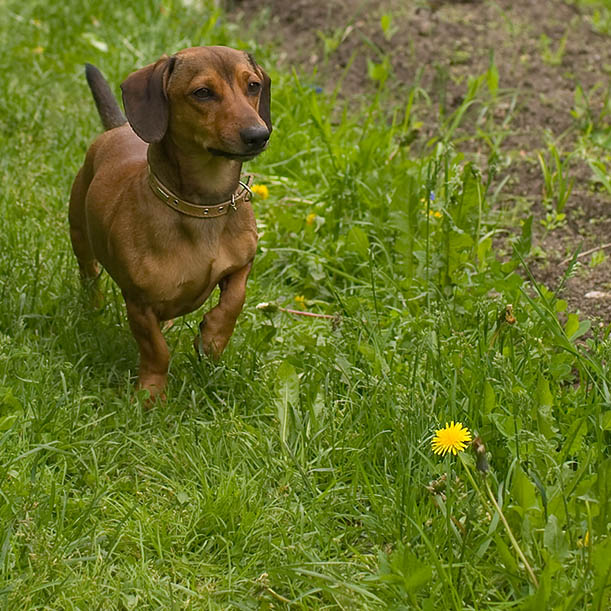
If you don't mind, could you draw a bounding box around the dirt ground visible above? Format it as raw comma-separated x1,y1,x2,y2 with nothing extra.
229,0,611,322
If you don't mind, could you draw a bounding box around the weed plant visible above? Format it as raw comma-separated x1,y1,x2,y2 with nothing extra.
0,1,609,609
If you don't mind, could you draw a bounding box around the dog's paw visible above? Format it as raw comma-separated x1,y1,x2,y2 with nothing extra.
133,387,166,409
136,373,168,406
193,319,228,361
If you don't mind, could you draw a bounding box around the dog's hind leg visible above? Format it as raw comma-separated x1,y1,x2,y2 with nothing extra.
69,165,102,305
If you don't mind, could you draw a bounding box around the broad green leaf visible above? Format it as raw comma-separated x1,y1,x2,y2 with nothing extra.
477,237,492,270
535,375,553,408
518,580,549,611
0,414,18,431
535,375,558,437
367,56,391,85
593,458,610,508
380,14,396,41
346,226,370,259
549,353,572,381
574,319,591,340
589,159,611,195
554,299,568,312
176,491,190,505
307,390,325,436
357,342,376,361
0,387,21,412
449,232,473,253
561,417,587,458
493,534,518,573
592,537,611,610
512,465,540,515
491,412,521,439
405,566,433,592
543,515,569,561
378,545,433,593
275,361,299,446
565,313,590,341
565,313,580,339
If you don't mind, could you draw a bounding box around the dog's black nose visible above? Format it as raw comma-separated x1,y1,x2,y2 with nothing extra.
240,125,270,149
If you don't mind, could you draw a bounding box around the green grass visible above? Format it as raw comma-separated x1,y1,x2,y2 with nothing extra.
0,0,610,609
572,0,611,36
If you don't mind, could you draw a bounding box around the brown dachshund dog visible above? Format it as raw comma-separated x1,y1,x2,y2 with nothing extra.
69,46,271,400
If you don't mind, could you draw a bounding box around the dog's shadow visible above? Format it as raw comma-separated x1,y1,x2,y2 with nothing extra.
11,269,263,413
41,278,139,391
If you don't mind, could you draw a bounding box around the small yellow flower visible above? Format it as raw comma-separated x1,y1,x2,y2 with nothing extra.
294,295,306,309
32,46,44,54
420,209,442,219
432,421,472,456
251,184,269,199
577,531,590,548
306,213,317,226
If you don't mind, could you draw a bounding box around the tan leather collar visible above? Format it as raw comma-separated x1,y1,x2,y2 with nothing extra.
148,166,253,218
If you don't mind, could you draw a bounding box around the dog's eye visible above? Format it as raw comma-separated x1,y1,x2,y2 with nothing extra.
193,87,213,100
247,81,261,95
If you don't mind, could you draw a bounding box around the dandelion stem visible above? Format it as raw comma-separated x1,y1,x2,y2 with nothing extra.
279,307,336,320
484,478,539,589
256,302,338,321
264,585,292,604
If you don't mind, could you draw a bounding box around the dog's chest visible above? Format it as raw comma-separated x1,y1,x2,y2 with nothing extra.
140,221,258,317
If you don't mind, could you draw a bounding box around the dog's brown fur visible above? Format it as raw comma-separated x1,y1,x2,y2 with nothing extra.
69,46,271,399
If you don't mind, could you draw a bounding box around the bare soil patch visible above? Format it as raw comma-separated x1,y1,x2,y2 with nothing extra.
230,0,611,321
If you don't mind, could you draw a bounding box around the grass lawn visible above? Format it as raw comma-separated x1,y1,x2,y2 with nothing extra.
0,0,609,608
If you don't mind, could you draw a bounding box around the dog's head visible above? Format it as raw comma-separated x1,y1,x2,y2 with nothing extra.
121,46,272,160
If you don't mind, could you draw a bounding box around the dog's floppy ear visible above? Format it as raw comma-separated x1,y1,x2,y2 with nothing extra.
121,55,176,143
256,66,272,134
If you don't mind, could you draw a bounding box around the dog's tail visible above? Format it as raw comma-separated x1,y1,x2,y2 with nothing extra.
85,63,127,131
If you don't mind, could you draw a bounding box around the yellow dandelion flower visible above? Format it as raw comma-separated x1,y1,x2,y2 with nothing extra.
251,184,269,199
32,46,44,54
306,213,317,226
432,421,472,456
294,295,306,309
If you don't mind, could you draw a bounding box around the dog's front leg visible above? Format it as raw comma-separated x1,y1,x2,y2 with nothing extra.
194,262,253,359
125,299,170,400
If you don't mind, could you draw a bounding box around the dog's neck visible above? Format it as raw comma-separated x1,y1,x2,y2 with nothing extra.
147,141,242,206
